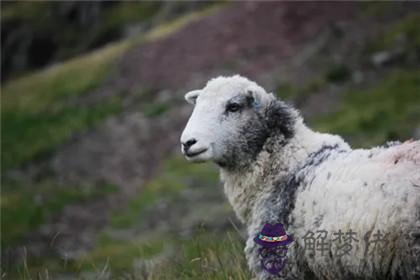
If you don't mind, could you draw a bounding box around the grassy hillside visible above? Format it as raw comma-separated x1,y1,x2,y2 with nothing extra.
1,3,420,279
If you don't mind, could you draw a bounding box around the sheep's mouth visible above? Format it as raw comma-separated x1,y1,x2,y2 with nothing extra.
185,148,208,158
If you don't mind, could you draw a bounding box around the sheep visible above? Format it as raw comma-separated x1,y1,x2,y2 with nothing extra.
180,75,420,279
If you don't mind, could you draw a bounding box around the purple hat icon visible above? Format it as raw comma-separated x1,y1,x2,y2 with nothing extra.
254,223,293,248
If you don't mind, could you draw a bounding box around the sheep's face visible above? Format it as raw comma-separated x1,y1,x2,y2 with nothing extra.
181,76,295,169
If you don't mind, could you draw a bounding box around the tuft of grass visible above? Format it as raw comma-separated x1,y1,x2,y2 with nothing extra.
148,231,251,279
313,69,420,147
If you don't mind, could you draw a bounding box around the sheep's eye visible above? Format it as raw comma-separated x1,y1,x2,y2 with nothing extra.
226,103,241,113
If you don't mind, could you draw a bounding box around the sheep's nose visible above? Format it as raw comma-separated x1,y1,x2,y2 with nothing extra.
182,138,197,151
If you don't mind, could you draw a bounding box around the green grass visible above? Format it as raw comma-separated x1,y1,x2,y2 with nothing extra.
95,156,243,279
77,236,165,275
1,181,118,247
69,231,249,279
111,156,219,229
149,231,250,279
2,41,130,112
4,154,229,279
0,41,128,278
313,69,420,147
12,230,250,279
89,156,235,278
275,77,327,101
1,42,130,171
110,176,185,229
2,99,121,171
367,14,420,55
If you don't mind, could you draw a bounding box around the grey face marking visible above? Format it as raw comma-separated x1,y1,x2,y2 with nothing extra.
224,95,249,115
217,109,269,169
222,93,257,119
217,99,298,170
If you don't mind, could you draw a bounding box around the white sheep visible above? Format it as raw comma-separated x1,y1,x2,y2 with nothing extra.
180,75,420,279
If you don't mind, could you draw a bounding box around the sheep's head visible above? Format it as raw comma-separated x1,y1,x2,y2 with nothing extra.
180,75,297,169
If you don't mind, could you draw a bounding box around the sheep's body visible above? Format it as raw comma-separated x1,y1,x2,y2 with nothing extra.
181,75,420,279
222,123,420,279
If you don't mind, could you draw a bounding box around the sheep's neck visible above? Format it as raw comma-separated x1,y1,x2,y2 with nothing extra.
220,123,334,225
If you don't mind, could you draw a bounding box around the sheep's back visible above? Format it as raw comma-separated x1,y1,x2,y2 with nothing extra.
290,140,420,278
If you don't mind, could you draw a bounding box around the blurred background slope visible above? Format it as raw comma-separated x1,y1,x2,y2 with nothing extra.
1,1,420,279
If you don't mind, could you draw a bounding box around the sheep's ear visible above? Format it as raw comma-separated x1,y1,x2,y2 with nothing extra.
264,99,297,139
184,90,201,105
